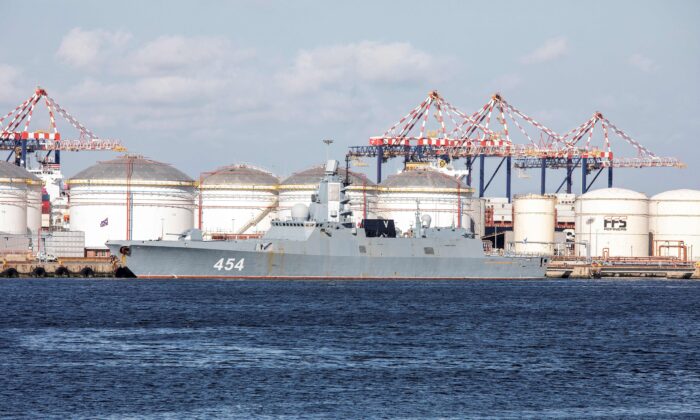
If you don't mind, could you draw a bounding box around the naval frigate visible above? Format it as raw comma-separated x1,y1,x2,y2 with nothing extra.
108,160,548,279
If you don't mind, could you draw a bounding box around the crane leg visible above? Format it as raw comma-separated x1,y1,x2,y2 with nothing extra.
466,156,473,187
21,140,27,168
540,158,546,195
479,154,485,198
376,146,383,184
506,156,511,203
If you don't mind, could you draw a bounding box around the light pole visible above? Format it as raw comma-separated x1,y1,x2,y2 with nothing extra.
586,217,595,258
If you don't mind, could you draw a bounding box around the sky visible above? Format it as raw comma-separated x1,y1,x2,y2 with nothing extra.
1,0,698,196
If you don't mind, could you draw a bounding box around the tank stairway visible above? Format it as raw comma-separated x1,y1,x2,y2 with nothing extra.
236,198,279,234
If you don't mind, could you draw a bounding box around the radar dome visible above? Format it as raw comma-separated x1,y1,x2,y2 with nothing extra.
291,203,310,221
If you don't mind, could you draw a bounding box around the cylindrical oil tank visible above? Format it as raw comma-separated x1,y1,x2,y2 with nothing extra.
26,183,42,235
377,168,474,234
67,155,196,250
0,161,36,235
575,188,649,257
649,189,700,261
513,194,556,254
196,165,279,236
279,165,377,225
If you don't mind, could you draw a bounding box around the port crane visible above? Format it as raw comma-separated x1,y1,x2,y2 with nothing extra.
0,87,125,168
348,91,684,200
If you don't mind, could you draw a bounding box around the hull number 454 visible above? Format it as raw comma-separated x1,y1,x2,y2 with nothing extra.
213,257,245,271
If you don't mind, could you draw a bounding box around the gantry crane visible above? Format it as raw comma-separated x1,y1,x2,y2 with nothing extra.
0,87,125,168
348,91,684,200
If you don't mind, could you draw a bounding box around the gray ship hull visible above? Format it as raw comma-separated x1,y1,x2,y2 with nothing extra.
107,226,547,279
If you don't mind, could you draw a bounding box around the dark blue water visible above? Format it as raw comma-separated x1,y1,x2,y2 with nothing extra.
1,279,699,419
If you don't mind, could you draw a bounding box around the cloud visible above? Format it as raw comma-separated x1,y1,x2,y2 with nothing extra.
123,35,254,76
56,28,131,69
521,36,568,64
59,34,456,140
628,53,657,73
277,41,443,94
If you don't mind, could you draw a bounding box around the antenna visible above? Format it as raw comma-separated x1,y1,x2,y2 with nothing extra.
323,139,334,161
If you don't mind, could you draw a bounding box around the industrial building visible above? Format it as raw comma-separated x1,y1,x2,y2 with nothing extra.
574,188,650,258
196,165,279,238
512,194,557,255
0,161,41,235
67,155,196,255
649,189,700,261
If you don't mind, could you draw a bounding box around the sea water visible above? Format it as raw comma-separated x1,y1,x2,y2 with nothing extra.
1,278,699,418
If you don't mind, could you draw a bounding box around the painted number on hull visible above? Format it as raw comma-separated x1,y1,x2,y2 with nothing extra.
213,257,245,271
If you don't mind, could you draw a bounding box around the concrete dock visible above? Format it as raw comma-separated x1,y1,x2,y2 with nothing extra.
0,256,122,278
547,257,698,279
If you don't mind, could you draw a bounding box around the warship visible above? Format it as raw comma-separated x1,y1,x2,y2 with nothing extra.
108,160,548,279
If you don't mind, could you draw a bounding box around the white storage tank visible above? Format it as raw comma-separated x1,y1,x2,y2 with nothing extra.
68,155,196,250
279,165,377,225
649,189,700,261
513,194,556,255
26,183,42,236
377,168,473,234
0,162,40,235
575,188,649,258
197,165,279,236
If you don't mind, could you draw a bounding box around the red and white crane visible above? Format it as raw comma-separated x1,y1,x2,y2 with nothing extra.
0,87,124,167
349,90,685,197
